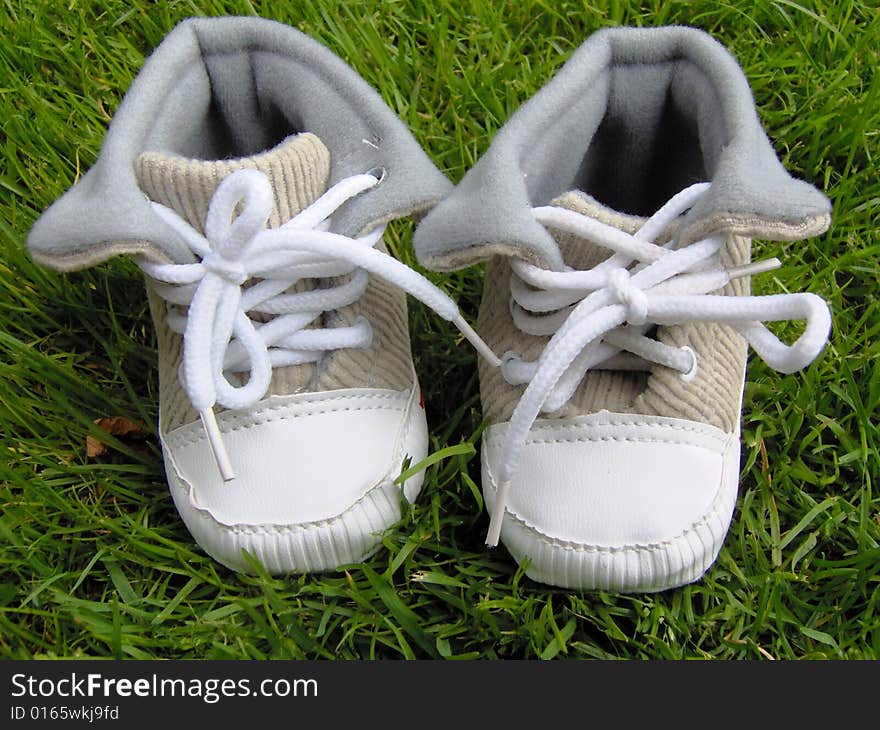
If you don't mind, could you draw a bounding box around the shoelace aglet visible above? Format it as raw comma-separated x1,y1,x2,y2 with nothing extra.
453,315,502,368
727,258,782,280
199,408,236,481
485,479,511,547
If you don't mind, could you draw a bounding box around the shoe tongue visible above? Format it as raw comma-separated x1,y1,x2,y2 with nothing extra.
135,133,331,236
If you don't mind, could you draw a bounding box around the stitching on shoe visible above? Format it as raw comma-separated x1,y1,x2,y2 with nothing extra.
184,477,400,536
173,405,404,446
243,391,403,419
388,382,418,483
495,436,722,447
168,400,406,448
503,493,728,555
497,416,726,434
484,419,728,449
502,436,717,446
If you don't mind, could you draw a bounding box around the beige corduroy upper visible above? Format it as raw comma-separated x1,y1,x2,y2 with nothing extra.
137,133,414,433
477,191,750,434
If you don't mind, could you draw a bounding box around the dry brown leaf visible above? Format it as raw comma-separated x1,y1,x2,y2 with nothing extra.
86,417,146,458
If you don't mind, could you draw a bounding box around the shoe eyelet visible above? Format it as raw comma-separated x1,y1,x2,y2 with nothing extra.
679,345,698,382
365,166,387,184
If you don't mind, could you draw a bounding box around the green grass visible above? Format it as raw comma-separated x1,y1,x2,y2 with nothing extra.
1,0,878,660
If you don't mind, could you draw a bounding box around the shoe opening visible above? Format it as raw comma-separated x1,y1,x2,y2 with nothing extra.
144,44,306,161
528,56,728,217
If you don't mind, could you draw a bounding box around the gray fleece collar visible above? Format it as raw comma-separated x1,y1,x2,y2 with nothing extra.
413,25,831,272
28,16,451,271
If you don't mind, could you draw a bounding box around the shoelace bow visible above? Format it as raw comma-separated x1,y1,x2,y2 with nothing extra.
483,182,832,546
140,168,499,480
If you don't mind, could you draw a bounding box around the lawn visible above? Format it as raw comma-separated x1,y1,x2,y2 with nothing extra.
0,0,877,660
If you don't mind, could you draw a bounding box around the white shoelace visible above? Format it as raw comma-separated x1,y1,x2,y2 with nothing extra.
139,167,499,480
484,182,832,546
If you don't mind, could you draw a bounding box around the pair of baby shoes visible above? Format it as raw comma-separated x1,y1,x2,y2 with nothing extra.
28,17,832,592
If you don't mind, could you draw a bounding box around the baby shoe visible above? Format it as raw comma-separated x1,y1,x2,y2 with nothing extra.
27,17,493,574
414,26,832,592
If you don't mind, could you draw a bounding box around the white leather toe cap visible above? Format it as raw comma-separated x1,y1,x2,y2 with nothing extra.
161,386,428,573
482,411,741,592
